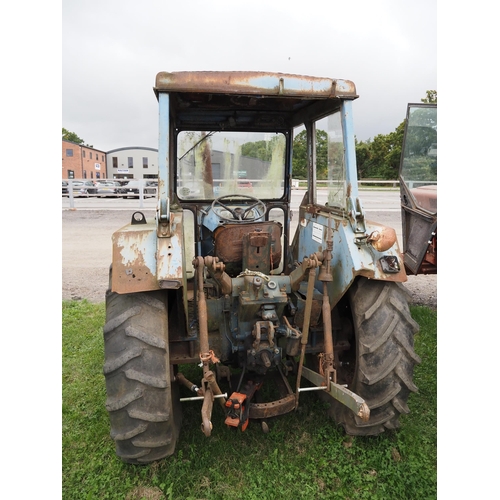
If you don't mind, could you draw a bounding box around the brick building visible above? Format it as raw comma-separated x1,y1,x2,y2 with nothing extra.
62,140,108,180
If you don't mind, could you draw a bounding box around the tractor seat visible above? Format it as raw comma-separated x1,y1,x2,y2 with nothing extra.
213,221,282,277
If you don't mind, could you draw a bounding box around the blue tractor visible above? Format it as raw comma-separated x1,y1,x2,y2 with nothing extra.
103,71,420,464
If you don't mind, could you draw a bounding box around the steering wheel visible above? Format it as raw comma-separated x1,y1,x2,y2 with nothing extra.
211,194,266,222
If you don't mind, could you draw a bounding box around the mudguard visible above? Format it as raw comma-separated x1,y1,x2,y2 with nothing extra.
111,211,187,294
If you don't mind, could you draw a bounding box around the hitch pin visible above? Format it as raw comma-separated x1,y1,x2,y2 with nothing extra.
180,392,228,402
298,386,328,393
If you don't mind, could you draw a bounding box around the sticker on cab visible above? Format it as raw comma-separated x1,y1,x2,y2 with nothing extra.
312,222,323,243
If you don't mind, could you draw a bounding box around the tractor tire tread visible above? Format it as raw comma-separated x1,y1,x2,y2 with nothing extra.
336,277,420,436
103,290,181,464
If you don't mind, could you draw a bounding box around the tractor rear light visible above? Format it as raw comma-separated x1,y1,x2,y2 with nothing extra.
379,256,400,273
367,227,397,252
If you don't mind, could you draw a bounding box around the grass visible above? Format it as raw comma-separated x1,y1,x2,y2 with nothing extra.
62,300,437,500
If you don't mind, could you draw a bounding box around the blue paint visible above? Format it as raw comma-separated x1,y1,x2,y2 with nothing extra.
245,75,333,94
295,210,404,307
158,93,170,200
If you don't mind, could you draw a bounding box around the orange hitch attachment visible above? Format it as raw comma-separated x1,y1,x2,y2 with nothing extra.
224,381,262,431
225,393,248,430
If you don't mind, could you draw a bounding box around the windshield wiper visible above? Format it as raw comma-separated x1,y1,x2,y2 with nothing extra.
178,131,217,161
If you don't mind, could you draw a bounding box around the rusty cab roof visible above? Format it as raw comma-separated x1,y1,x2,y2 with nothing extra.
154,71,358,131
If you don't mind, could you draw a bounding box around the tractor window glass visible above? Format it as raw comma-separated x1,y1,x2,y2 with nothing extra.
400,105,437,214
176,131,286,200
316,112,346,210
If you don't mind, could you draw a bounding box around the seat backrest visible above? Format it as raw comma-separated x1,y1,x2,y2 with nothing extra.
213,221,282,276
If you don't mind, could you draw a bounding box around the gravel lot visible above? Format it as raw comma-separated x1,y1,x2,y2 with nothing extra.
62,209,436,308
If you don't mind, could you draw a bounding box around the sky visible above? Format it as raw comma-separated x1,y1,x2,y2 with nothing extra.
62,0,437,152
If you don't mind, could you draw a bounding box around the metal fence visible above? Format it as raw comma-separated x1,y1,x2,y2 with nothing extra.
62,178,401,209
62,178,157,208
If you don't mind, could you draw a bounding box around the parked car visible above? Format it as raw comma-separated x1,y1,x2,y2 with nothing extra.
96,181,121,198
72,180,98,197
237,180,253,190
62,181,69,196
118,180,156,199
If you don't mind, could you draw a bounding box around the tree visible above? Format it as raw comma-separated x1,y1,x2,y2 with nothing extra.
355,121,405,179
241,140,273,162
291,129,328,179
355,138,372,178
421,90,437,104
354,90,437,179
62,128,93,148
291,131,307,178
62,128,84,144
316,130,328,179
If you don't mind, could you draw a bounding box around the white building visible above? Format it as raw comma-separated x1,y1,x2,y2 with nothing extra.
106,147,158,180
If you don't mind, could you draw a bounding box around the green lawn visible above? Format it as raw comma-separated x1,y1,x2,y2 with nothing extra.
62,300,437,500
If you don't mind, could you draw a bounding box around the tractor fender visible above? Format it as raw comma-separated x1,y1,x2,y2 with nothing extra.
293,213,407,308
111,211,187,294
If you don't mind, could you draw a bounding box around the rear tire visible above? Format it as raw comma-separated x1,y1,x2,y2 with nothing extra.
319,277,420,435
103,289,182,463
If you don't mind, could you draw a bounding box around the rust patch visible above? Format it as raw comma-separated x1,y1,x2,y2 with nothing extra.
248,393,297,419
112,225,160,294
213,222,282,274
